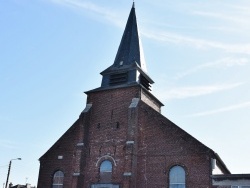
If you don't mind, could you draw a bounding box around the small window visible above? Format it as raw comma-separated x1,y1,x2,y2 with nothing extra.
100,160,112,183
52,170,64,188
169,166,186,188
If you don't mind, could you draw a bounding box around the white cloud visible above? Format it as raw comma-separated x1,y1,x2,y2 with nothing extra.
50,0,108,14
186,101,250,117
175,57,249,79
142,30,250,54
47,0,250,55
155,82,243,100
192,11,250,26
49,0,125,27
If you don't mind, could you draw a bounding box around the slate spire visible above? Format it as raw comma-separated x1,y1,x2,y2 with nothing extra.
100,3,154,91
113,2,147,72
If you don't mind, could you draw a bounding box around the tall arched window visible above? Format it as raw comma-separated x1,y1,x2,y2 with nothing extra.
52,170,64,188
100,160,112,183
169,166,186,188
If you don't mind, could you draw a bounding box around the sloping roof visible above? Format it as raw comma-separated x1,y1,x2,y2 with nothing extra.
111,2,147,72
137,99,231,174
211,174,250,181
213,152,231,174
97,3,154,91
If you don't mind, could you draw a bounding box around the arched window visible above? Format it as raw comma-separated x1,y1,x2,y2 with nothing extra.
100,160,112,183
52,170,64,188
169,166,186,188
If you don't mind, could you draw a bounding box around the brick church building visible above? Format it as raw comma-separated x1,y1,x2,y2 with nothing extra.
37,3,250,188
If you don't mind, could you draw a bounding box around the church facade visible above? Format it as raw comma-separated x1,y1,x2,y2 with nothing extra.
37,4,248,188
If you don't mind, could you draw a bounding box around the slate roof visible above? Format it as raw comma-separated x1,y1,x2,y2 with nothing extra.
91,3,155,92
102,2,147,73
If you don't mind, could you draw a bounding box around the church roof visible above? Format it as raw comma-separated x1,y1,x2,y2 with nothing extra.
95,3,155,92
102,2,147,74
113,2,147,71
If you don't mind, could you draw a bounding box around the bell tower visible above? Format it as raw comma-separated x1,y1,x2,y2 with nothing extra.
86,2,163,113
97,3,154,91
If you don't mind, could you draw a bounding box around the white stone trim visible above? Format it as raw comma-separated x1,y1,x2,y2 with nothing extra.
126,141,135,145
123,172,132,176
129,98,140,108
95,155,117,167
82,104,92,113
73,172,80,176
76,142,84,147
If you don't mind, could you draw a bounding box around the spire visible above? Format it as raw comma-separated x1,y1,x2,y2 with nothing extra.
113,3,147,72
99,3,154,91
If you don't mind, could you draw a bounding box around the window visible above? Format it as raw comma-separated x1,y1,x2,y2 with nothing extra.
52,170,64,188
100,160,112,183
169,166,186,188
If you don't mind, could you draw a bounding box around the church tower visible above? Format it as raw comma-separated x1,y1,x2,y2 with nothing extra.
86,2,162,112
100,2,152,91
37,3,230,188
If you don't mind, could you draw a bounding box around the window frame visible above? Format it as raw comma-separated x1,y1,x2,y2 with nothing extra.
52,170,64,188
100,160,113,173
99,160,113,183
169,165,186,188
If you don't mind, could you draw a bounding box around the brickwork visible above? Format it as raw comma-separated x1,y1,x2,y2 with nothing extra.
38,101,92,188
38,120,81,187
82,86,140,187
38,85,217,188
140,88,162,113
135,101,213,188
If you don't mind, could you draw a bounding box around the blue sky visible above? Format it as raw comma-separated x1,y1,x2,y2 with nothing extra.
1,0,250,186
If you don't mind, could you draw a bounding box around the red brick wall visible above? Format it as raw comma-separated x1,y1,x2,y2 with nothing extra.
140,88,162,112
38,85,214,188
38,120,82,188
136,101,213,188
82,86,141,187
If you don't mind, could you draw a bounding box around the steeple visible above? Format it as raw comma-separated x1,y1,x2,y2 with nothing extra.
100,3,154,91
113,2,147,72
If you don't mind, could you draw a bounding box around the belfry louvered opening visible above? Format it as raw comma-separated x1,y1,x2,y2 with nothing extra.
140,75,151,91
109,73,128,86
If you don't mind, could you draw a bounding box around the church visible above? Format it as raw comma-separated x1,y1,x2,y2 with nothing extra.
37,3,250,188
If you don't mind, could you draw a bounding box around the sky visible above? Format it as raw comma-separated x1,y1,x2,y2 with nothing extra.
1,0,250,186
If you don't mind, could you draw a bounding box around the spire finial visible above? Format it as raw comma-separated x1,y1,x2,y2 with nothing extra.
132,1,135,8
